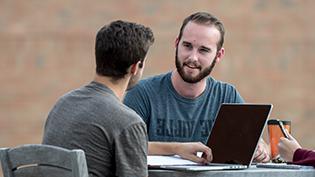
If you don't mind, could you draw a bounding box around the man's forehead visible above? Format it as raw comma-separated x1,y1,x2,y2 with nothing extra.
181,22,220,48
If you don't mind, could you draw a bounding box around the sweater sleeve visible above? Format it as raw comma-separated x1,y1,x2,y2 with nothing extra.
292,148,315,167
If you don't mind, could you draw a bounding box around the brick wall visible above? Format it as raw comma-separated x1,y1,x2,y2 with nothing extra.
1,0,314,165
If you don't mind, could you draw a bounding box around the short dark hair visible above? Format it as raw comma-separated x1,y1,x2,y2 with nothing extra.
95,20,154,79
178,12,225,51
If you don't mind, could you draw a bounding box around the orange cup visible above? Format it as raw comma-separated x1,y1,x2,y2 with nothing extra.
267,119,291,160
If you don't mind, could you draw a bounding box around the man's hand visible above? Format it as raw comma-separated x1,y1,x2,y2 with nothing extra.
253,139,271,163
148,142,212,164
174,142,213,164
278,131,301,162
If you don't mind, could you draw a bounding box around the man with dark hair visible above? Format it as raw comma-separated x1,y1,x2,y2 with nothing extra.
124,12,270,163
43,20,154,177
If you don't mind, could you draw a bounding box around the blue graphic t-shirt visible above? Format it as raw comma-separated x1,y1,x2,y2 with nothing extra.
124,72,244,144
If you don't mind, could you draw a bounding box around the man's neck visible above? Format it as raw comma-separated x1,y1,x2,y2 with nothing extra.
94,74,129,101
171,70,207,99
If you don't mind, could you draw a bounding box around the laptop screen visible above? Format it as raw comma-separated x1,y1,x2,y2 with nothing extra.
206,103,272,165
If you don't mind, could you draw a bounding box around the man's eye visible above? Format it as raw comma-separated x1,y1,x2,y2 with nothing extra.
183,43,192,48
200,48,210,53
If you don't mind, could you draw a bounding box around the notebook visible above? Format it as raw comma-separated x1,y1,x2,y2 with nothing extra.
150,103,273,171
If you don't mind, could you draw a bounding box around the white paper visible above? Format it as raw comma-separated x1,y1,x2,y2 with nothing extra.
147,155,199,166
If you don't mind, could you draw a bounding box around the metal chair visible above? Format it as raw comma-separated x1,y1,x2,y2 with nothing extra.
0,144,89,177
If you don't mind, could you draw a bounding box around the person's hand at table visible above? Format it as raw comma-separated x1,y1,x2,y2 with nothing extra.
175,142,213,164
253,139,271,163
148,141,212,164
278,132,301,162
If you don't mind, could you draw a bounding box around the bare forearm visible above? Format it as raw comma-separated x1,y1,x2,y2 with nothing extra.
148,142,179,155
148,141,213,163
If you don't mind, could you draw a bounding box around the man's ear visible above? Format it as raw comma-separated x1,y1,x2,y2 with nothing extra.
175,37,179,48
215,47,225,63
130,60,142,75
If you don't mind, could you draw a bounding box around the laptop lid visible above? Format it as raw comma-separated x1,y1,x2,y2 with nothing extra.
205,103,273,166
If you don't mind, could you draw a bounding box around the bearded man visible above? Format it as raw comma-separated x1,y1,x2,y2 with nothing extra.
124,12,270,163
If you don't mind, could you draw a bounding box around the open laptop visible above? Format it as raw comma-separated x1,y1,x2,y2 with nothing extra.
154,103,273,171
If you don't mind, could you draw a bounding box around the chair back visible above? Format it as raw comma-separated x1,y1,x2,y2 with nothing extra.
0,144,89,177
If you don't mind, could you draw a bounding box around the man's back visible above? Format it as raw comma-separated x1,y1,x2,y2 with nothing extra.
43,81,148,177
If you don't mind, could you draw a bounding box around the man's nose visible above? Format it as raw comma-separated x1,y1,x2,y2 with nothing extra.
189,49,198,61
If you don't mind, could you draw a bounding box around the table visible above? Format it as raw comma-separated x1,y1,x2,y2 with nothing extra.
149,166,315,177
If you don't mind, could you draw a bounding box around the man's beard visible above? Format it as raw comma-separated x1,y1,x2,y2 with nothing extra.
175,47,217,83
